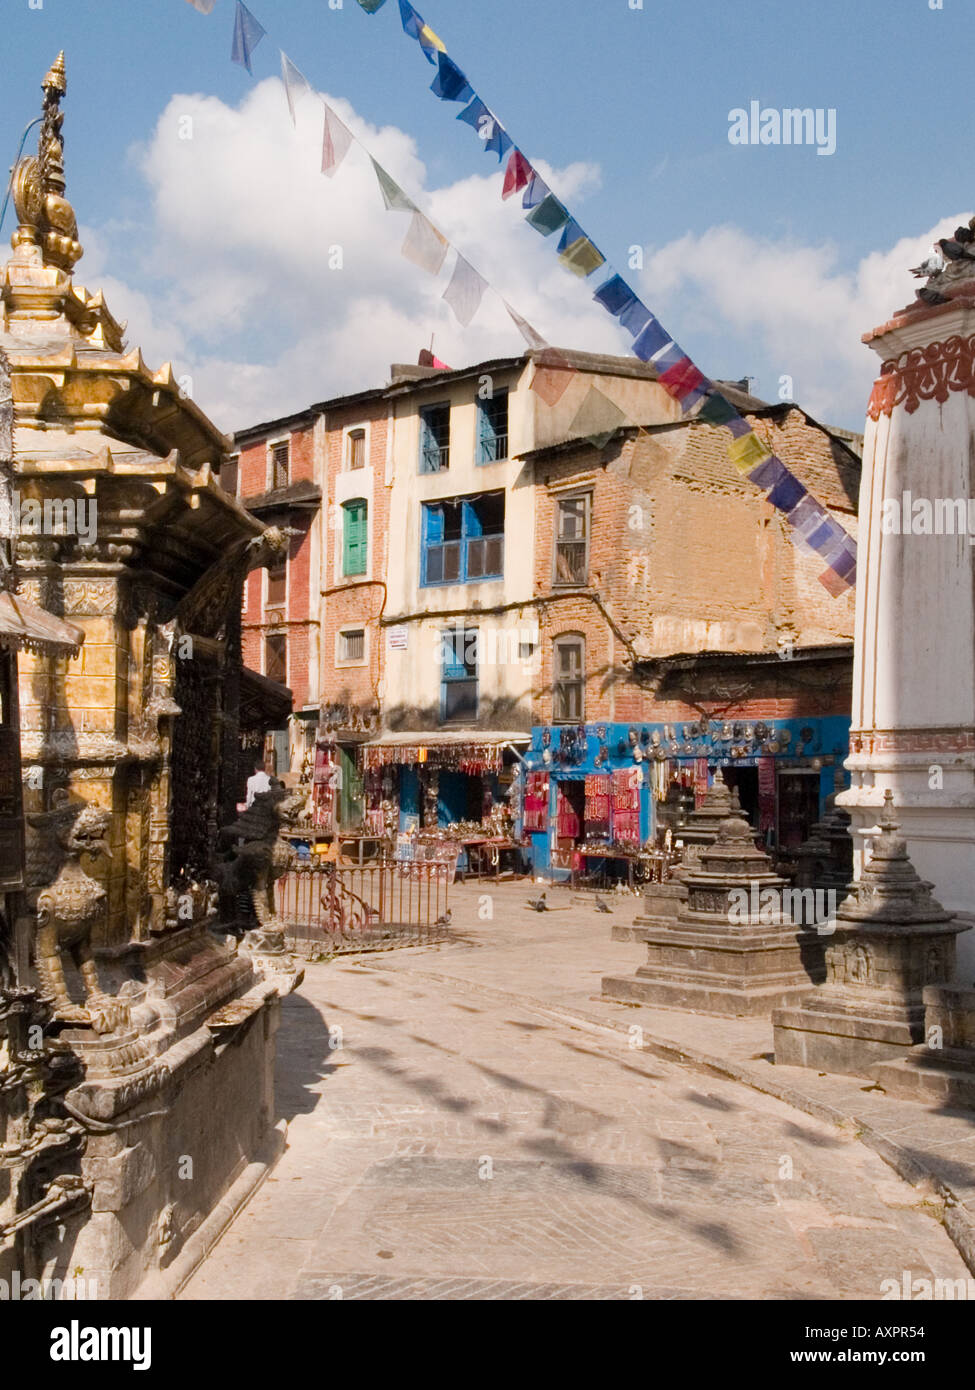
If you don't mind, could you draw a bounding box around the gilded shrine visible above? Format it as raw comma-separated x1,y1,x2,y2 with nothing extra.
0,56,299,1298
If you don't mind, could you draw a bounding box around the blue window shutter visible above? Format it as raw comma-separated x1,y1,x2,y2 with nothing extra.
424,503,444,543
477,401,496,464
462,499,482,538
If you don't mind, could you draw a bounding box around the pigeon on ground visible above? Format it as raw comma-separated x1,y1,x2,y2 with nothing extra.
526,892,548,912
434,909,451,926
594,896,612,914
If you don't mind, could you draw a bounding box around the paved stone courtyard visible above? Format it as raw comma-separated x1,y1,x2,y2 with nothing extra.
182,882,973,1301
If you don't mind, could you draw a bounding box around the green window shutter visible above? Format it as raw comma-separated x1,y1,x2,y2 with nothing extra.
343,501,367,576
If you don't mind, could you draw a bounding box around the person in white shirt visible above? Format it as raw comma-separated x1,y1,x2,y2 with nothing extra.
246,761,273,808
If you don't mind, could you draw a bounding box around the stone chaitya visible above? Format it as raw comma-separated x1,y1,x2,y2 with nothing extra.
614,770,737,945
773,792,967,1075
603,798,824,1016
793,769,853,893
0,56,301,1298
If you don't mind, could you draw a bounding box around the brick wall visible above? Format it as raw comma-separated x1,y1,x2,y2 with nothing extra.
321,401,390,725
238,418,318,707
532,407,857,726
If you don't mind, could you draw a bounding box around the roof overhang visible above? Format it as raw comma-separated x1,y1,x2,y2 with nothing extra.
0,590,84,657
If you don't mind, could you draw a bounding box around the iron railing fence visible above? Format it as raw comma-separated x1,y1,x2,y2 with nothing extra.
277,858,451,955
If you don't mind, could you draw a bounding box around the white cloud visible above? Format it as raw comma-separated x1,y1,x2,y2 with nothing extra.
640,216,967,425
80,77,968,434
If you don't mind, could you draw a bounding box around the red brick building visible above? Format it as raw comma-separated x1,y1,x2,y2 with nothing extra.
520,393,862,871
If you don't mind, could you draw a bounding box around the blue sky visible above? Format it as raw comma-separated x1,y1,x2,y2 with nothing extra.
0,0,967,431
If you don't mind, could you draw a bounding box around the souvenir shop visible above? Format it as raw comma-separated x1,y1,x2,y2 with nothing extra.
357,730,531,876
523,715,851,876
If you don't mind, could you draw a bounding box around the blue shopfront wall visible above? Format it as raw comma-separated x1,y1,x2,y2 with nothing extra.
525,716,851,876
399,766,420,832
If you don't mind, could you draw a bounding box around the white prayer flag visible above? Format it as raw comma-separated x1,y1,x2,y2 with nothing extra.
186,0,217,12
321,102,354,177
280,52,310,126
442,254,488,327
401,210,449,276
505,302,548,351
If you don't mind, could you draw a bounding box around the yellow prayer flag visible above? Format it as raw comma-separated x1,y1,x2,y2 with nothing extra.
558,236,606,279
726,431,772,474
420,24,447,53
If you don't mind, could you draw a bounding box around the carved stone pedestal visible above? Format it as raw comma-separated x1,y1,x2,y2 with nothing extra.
29,921,298,1299
871,986,975,1108
603,806,823,1017
773,793,968,1076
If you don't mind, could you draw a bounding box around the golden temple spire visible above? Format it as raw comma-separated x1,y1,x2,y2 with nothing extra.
10,51,82,273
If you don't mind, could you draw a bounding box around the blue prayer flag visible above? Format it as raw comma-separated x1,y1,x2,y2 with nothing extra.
630,316,670,361
768,471,808,514
522,174,549,210
484,122,512,162
649,340,686,373
399,0,423,38
231,0,266,74
620,299,653,337
431,53,473,103
747,454,787,490
557,219,586,254
593,275,637,317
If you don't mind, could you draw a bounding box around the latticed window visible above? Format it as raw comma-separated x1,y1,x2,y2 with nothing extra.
554,494,591,586
265,560,286,610
220,455,239,497
342,500,368,576
419,403,450,473
441,628,478,723
553,634,585,723
421,493,504,586
477,389,509,464
270,441,290,490
348,429,366,471
265,633,288,686
340,629,365,662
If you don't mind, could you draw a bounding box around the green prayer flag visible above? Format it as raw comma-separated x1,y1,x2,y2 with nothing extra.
371,158,415,212
568,385,628,448
525,193,569,237
696,392,739,426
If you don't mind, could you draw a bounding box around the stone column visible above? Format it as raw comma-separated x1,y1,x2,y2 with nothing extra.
838,283,975,975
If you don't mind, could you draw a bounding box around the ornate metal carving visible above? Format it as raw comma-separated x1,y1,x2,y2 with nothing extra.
868,333,975,420
10,53,83,272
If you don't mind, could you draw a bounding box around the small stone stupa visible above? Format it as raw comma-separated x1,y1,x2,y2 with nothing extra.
603,796,823,1016
615,770,737,944
773,792,968,1075
793,769,853,892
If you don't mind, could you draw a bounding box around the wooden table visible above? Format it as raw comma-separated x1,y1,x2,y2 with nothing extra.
568,847,640,891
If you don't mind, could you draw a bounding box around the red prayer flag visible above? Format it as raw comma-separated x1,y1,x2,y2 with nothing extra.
502,149,533,201
658,357,706,402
